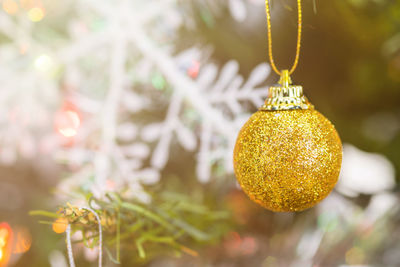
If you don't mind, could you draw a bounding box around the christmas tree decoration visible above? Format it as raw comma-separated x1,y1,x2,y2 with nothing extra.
233,0,342,212
31,191,229,264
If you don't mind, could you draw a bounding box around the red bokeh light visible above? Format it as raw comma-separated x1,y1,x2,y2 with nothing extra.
54,103,81,138
223,231,258,257
187,60,200,79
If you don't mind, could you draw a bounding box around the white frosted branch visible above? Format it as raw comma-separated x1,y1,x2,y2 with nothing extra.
94,30,127,190
197,121,212,183
151,91,183,169
128,23,235,136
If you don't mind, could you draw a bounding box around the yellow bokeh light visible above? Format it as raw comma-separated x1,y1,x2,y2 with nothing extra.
28,7,45,22
2,0,19,14
0,248,3,261
34,54,54,72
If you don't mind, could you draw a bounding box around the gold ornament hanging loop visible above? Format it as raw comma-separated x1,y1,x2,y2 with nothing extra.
265,0,302,76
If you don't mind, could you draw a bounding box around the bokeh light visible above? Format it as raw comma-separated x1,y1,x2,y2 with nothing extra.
13,227,32,254
187,60,200,78
0,223,12,265
224,232,258,257
34,54,55,73
2,0,19,15
52,218,68,234
55,105,81,138
28,7,45,22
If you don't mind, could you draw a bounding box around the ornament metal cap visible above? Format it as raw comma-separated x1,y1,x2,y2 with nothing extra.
260,70,314,111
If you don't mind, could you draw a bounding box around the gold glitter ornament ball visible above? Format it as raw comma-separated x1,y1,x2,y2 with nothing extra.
233,73,342,212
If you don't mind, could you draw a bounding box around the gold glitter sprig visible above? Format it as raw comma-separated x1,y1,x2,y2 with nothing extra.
31,192,230,262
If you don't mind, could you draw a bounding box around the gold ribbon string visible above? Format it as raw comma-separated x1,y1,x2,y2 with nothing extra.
265,0,302,75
